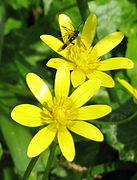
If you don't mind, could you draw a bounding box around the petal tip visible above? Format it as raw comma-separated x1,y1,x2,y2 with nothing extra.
100,137,104,142
40,34,45,38
40,34,46,41
109,106,112,113
130,61,134,68
11,111,13,116
11,111,15,119
68,158,74,162
27,153,32,158
26,73,34,82
89,13,97,22
59,14,65,18
107,80,115,88
59,13,69,20
117,32,124,40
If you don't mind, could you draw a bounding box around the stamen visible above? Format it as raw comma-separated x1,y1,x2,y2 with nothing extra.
65,40,101,73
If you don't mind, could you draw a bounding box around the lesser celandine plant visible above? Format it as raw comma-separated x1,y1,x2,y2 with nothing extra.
40,14,134,88
10,12,135,180
118,77,137,104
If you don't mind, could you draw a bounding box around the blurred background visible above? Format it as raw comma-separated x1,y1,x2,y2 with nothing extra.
1,0,137,179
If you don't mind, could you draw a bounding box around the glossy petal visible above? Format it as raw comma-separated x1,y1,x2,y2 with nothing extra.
26,73,53,107
47,58,74,70
57,126,75,161
71,69,86,87
70,78,101,108
11,104,46,127
81,14,97,48
87,71,115,88
98,57,134,71
68,121,104,142
92,32,124,57
117,77,134,94
27,124,57,157
40,35,68,59
55,64,70,99
77,105,112,120
59,14,75,43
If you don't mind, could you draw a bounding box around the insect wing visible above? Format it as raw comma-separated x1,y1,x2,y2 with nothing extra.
59,14,75,43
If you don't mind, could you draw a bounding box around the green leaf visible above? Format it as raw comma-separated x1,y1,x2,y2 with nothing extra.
100,99,137,162
5,0,31,10
0,113,32,172
4,18,22,35
88,0,137,39
126,33,137,88
0,112,45,174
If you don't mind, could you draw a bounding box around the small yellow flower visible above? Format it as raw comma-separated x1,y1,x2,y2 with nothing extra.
40,14,134,88
117,77,137,104
11,64,112,161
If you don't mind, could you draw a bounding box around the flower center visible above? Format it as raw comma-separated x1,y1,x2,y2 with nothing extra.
53,105,66,124
51,97,78,126
66,41,100,73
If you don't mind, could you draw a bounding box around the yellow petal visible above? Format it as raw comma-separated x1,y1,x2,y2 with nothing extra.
81,13,97,48
92,32,124,57
11,104,45,127
27,124,57,157
55,64,70,99
68,121,104,142
87,71,115,88
40,35,68,58
71,69,86,87
57,125,75,161
70,78,101,108
98,57,134,71
26,73,53,107
59,14,75,43
117,77,134,95
46,58,74,70
77,105,112,120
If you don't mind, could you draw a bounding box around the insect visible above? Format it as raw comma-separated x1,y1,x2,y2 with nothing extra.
59,30,80,51
58,14,82,52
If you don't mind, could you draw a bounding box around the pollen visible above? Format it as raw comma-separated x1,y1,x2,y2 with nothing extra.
66,42,100,73
53,106,66,125
51,97,78,126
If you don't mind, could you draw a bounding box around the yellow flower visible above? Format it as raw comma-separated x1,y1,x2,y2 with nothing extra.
117,77,137,104
40,14,133,88
11,64,112,161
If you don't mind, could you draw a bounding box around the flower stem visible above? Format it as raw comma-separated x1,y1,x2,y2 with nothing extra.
107,87,120,104
76,0,90,23
22,156,39,180
42,142,56,180
92,111,137,125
